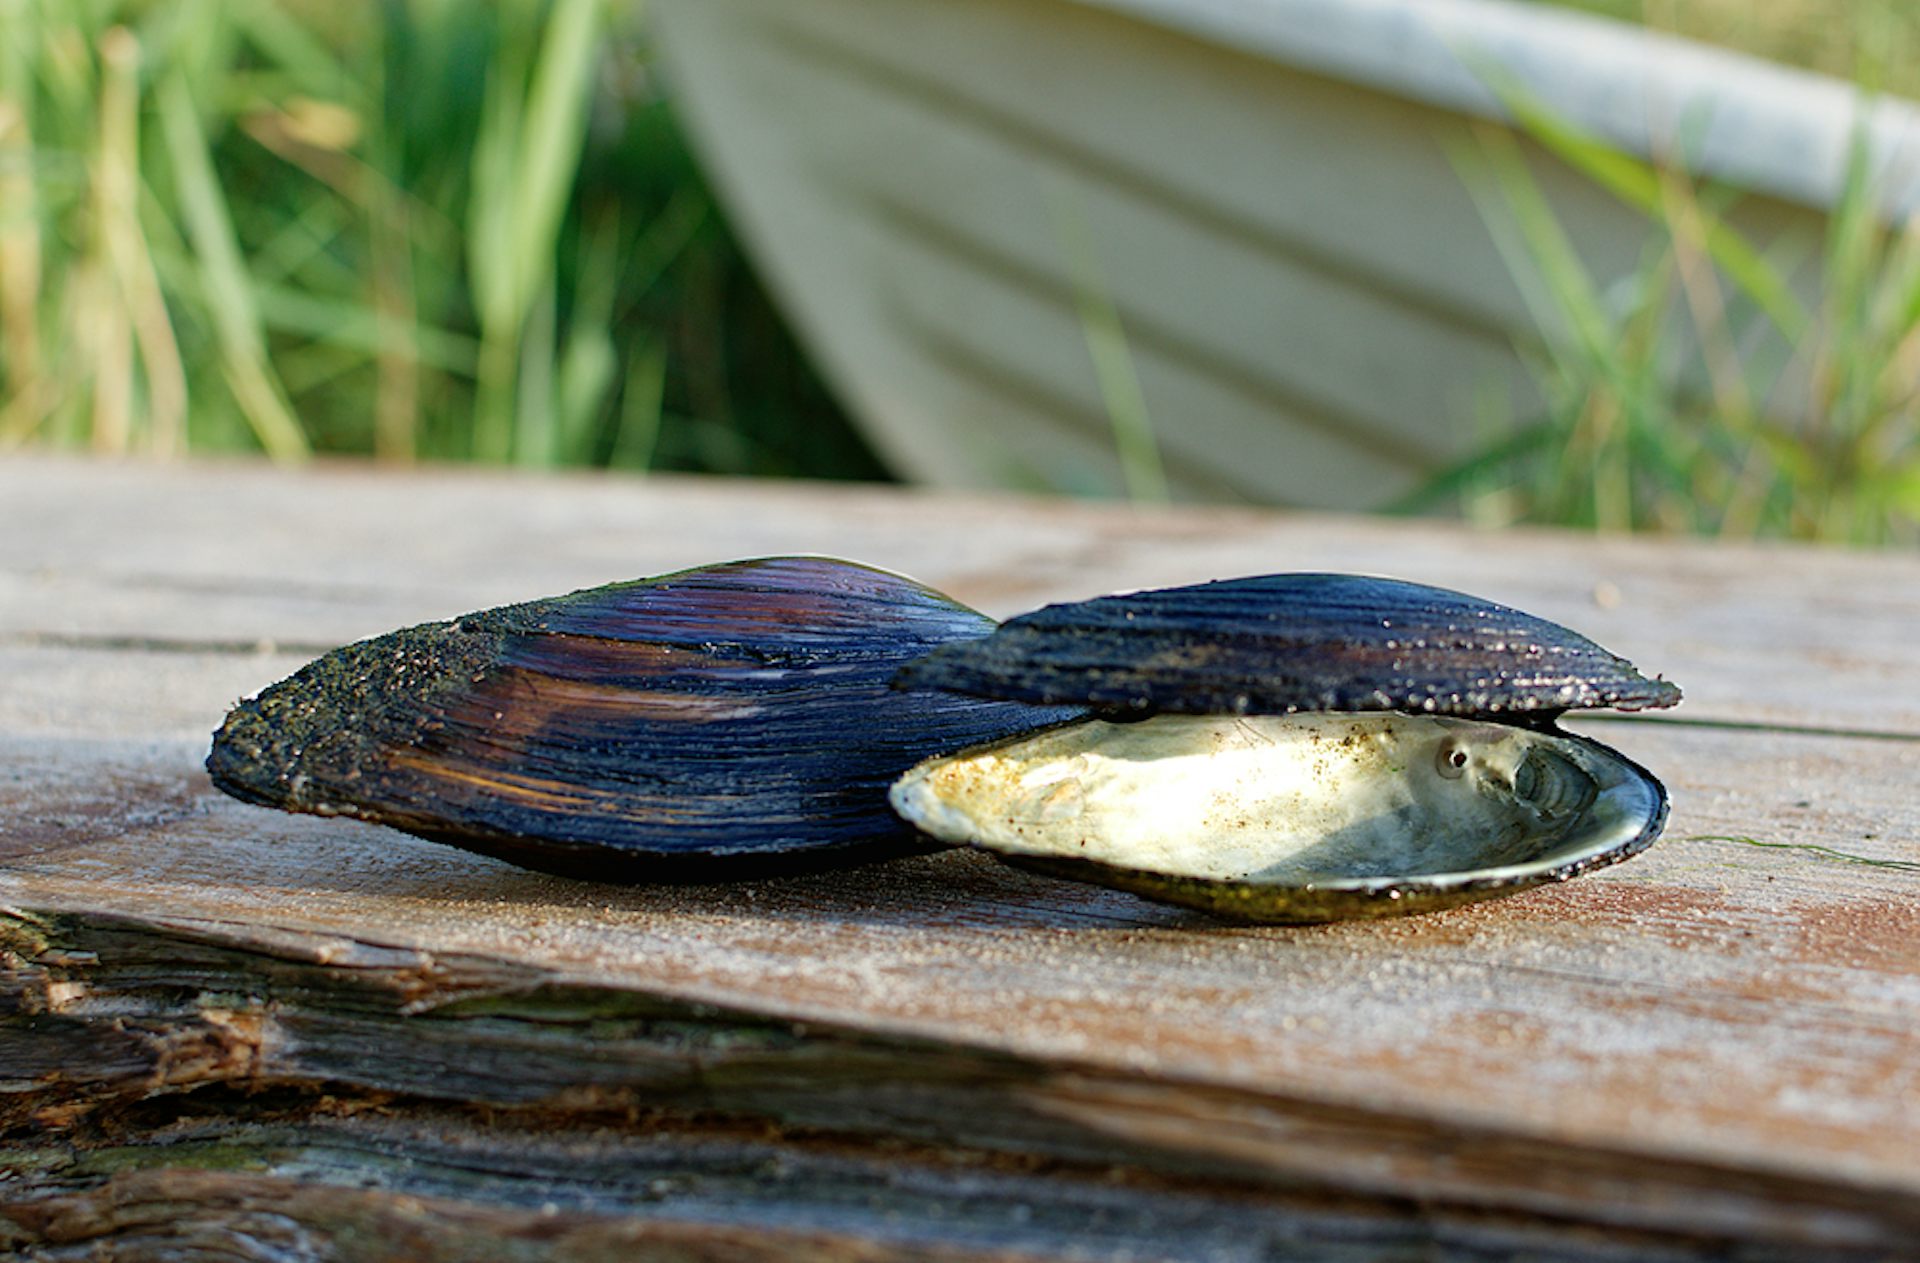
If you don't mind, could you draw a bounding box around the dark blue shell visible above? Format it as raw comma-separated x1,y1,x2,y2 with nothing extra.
208,558,1077,879
893,573,1680,718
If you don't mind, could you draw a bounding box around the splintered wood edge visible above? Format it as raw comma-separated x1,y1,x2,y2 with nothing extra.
0,1137,1801,1263
2,905,1912,1259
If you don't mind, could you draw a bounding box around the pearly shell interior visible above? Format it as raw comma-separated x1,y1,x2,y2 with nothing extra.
890,711,1664,922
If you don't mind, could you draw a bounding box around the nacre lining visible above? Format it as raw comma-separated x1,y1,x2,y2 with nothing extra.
891,712,1655,888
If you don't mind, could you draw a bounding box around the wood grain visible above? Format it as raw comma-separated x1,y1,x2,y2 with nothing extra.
4,457,1918,1260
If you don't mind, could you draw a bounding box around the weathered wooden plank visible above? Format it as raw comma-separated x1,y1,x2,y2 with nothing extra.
6,456,1919,736
6,458,1920,1258
4,713,1918,1253
0,918,1911,1261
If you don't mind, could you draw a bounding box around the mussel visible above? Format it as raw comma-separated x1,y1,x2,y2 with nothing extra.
208,561,1677,921
888,573,1676,922
206,557,1076,879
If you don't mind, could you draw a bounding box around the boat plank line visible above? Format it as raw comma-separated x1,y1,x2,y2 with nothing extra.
767,17,1520,352
866,192,1444,474
898,316,1273,502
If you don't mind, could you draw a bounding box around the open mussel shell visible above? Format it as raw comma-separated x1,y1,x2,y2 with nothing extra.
208,557,1076,880
891,712,1668,923
888,573,1677,923
894,572,1681,717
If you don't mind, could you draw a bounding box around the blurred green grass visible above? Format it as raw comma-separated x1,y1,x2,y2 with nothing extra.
1412,111,1920,547
1431,0,1920,545
1,0,1917,545
0,0,887,479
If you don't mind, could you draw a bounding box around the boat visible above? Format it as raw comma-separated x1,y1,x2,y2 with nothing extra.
649,0,1920,508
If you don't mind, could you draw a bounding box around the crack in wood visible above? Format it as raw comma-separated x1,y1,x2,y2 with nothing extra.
1,631,339,658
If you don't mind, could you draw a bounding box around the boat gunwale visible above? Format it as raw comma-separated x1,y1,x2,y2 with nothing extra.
1074,0,1920,217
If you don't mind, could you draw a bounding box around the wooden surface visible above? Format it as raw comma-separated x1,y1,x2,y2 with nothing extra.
4,456,1919,1261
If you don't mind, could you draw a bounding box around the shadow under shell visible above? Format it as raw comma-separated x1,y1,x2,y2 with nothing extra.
207,557,1078,880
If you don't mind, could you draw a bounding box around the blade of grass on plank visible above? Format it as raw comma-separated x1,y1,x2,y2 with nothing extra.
156,71,310,461
1691,834,1920,873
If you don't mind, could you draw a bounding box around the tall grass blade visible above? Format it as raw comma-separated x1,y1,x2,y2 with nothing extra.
555,207,621,464
1484,71,1811,339
468,15,532,462
515,275,557,466
0,91,45,446
98,28,188,458
371,185,420,462
156,70,309,461
1452,128,1607,366
6,0,880,482
1046,180,1169,505
468,0,603,463
363,20,421,465
609,338,666,470
1446,60,1920,545
508,0,602,325
245,281,478,373
87,26,139,454
228,3,358,100
556,325,616,466
618,188,707,313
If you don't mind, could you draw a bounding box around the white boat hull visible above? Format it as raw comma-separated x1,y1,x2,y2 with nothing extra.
651,0,1908,507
